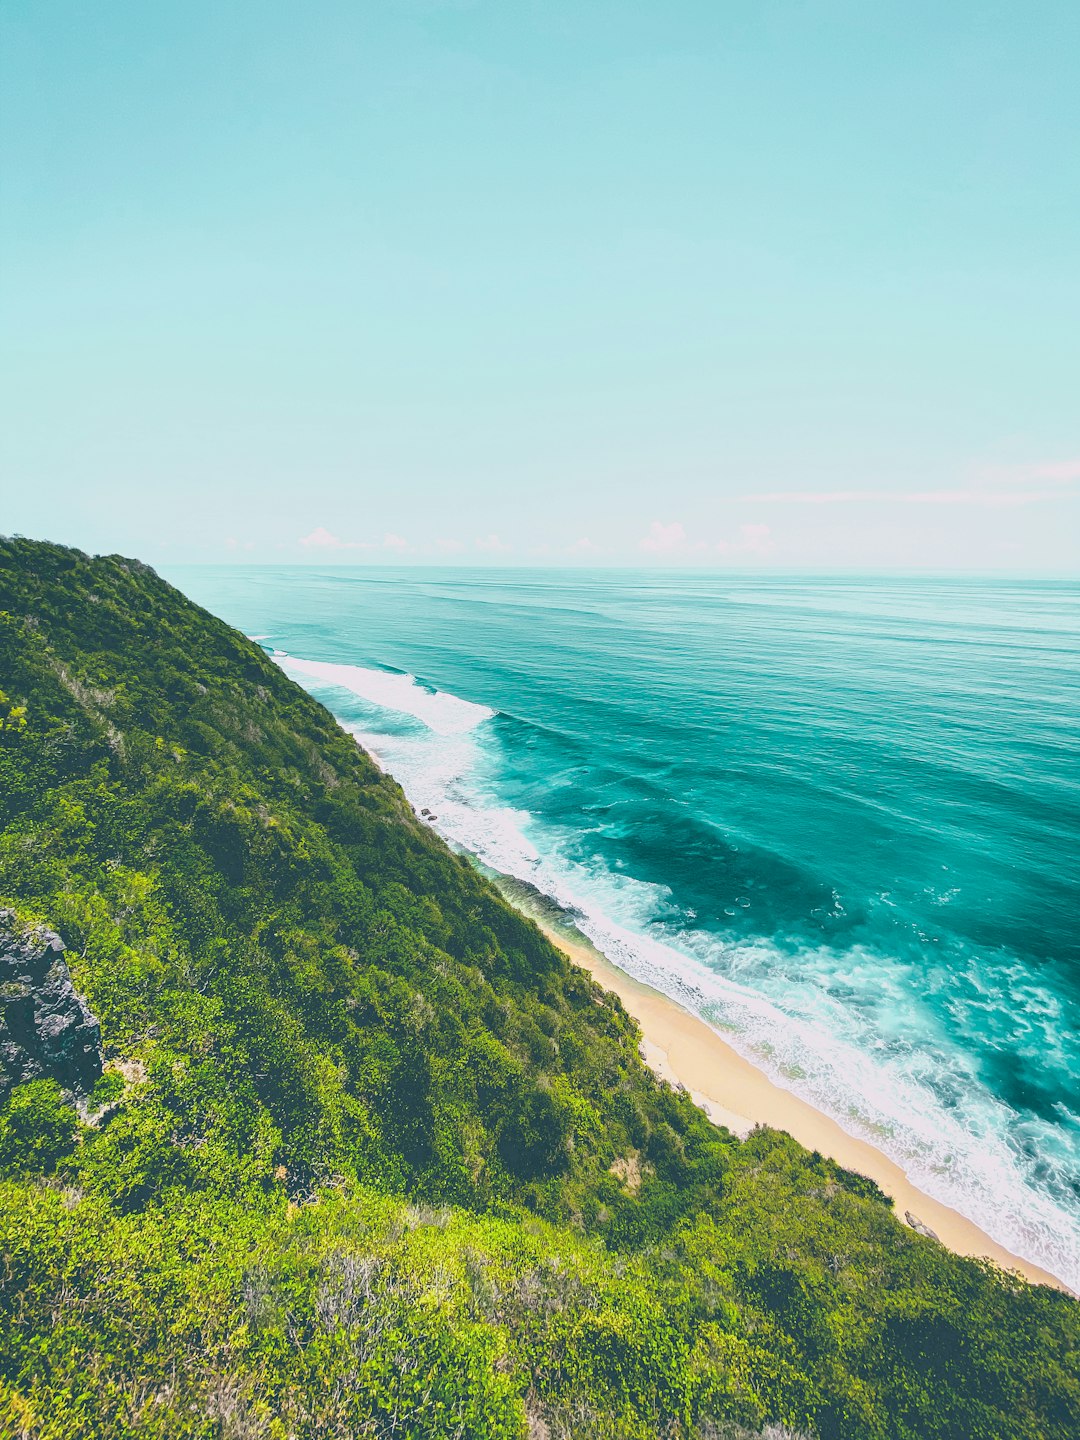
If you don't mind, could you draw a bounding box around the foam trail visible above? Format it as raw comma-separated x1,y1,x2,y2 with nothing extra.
284,663,1080,1292
275,653,495,736
445,793,1079,1288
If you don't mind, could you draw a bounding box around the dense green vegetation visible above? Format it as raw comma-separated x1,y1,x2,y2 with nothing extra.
0,536,1077,1440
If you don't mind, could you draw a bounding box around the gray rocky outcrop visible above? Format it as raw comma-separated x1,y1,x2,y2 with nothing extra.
904,1210,939,1241
0,910,102,1099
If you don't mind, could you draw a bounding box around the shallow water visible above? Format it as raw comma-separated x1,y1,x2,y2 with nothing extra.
171,566,1080,1288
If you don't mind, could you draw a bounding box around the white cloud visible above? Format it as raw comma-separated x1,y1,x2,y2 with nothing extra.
382,532,411,552
739,488,1065,506
742,458,1080,509
639,520,688,553
475,533,511,553
300,526,343,549
298,527,339,547
298,526,372,551
638,520,713,557
978,457,1080,486
636,519,777,562
566,536,602,556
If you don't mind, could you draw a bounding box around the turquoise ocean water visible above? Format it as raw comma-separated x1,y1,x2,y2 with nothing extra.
172,567,1080,1288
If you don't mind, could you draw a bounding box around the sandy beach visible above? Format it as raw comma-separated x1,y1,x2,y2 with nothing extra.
500,891,1067,1293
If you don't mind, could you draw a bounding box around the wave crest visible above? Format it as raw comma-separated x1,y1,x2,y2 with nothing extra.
276,654,495,736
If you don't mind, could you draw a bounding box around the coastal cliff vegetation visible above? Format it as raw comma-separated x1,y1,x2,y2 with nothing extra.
0,537,1077,1440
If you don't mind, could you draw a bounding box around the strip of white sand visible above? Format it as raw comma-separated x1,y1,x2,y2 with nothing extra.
525,906,1067,1294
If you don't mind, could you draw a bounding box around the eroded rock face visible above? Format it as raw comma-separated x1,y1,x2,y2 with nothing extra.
0,910,102,1099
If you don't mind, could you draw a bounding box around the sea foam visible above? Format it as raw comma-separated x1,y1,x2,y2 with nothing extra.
280,654,1080,1293
277,654,495,737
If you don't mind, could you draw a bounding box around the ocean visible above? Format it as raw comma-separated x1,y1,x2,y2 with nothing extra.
171,566,1080,1290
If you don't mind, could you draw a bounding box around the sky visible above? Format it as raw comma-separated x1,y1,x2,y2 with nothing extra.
1,0,1078,570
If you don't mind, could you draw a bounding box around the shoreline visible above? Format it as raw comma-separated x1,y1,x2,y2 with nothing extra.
493,882,1068,1294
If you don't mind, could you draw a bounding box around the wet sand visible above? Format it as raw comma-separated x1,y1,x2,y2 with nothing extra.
517,900,1068,1294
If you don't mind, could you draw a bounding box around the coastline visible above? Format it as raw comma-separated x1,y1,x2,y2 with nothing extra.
493,882,1068,1294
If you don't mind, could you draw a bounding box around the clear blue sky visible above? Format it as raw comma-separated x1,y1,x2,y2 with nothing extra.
2,1,1078,569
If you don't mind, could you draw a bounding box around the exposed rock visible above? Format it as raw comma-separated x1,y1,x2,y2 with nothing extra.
608,1150,645,1195
524,1401,550,1440
905,1210,939,1240
0,910,102,1099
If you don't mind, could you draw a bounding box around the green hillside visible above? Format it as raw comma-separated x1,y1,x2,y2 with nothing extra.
0,536,1076,1440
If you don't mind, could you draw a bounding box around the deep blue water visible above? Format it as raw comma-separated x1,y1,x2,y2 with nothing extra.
170,567,1080,1287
